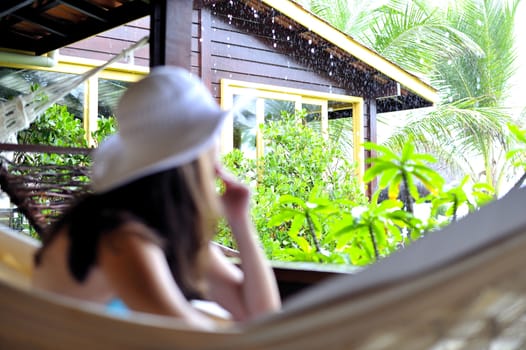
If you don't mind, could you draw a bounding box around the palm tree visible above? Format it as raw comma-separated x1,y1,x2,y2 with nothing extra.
383,0,522,194
301,0,523,195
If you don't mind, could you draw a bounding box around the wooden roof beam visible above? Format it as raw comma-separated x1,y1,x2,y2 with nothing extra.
0,0,34,18
58,0,110,23
11,13,68,38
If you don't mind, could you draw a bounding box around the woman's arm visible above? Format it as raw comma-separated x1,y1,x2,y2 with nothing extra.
98,223,218,329
206,167,281,321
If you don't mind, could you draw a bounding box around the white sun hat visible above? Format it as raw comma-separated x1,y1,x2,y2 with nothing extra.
91,66,229,193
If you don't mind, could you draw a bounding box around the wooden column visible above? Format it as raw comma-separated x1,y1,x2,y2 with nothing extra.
149,0,193,69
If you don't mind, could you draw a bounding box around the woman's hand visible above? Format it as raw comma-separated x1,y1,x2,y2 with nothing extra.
211,165,281,318
215,166,251,226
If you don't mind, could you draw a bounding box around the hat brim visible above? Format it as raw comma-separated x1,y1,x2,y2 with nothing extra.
91,109,228,193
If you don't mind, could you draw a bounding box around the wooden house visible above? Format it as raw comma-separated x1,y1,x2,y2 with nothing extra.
0,0,438,294
0,0,437,177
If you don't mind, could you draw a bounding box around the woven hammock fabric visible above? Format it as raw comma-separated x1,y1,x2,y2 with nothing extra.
0,36,149,143
0,155,91,236
3,187,526,349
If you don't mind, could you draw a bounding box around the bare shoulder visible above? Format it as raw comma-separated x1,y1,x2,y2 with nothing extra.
95,218,202,320
97,220,168,285
99,220,162,253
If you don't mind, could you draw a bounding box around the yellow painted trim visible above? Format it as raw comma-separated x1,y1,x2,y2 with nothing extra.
222,79,363,103
83,77,98,146
255,98,265,160
353,100,365,182
221,79,366,187
220,82,235,154
57,55,149,81
227,86,302,102
261,0,439,104
0,55,148,82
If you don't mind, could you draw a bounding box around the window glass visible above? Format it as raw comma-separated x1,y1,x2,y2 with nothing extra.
328,101,354,161
302,103,322,123
233,95,296,159
98,78,129,118
222,79,363,178
264,98,295,121
233,94,257,159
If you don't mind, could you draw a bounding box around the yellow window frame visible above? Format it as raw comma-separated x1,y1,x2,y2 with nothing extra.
220,79,364,180
0,55,148,145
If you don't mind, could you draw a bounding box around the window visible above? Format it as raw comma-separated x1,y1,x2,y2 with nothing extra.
0,55,147,145
220,79,365,178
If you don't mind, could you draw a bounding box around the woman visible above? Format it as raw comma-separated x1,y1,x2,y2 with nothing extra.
31,66,281,329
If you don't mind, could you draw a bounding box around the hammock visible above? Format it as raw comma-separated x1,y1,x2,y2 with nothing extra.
1,186,526,349
0,145,92,237
0,36,149,143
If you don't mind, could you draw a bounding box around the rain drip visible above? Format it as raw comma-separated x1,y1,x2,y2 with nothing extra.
202,0,432,112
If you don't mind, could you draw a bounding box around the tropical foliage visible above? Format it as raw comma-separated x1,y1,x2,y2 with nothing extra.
17,104,116,166
299,0,524,196
218,110,513,266
13,0,526,268
218,110,367,262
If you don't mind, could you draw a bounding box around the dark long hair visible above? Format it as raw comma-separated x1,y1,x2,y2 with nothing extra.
36,152,221,299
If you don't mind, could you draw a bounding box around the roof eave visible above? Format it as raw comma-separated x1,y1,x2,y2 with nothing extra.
262,0,439,105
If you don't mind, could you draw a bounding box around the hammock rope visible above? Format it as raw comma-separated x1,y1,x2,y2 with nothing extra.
0,151,91,237
0,36,149,143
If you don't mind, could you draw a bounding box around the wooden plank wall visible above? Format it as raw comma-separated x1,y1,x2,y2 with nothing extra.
200,6,371,145
58,6,371,145
60,17,151,66
202,7,349,100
